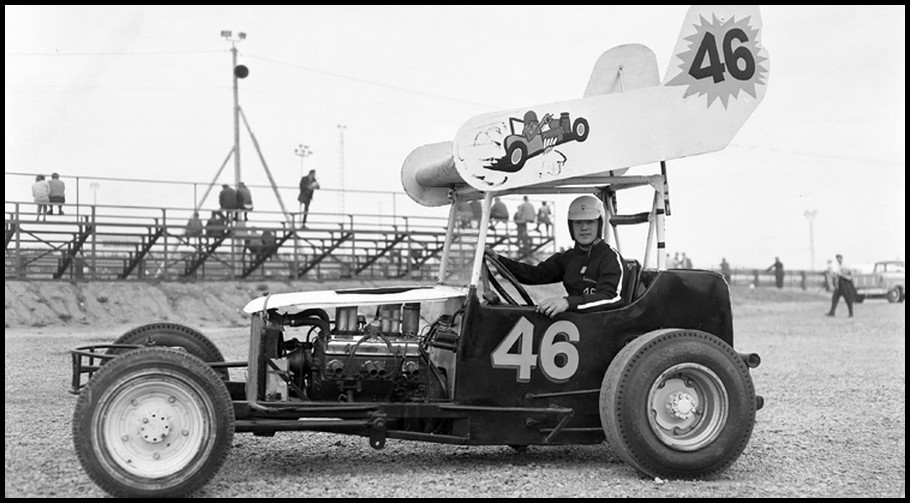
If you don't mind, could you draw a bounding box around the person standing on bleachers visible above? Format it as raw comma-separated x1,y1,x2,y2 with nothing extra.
218,184,239,222
47,173,66,215
31,174,50,221
536,201,552,234
184,212,204,248
514,196,536,254
298,169,320,226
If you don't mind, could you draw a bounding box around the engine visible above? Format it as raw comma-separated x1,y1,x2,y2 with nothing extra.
257,303,457,403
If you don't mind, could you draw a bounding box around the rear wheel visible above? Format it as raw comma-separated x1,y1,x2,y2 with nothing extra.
73,348,234,497
600,329,756,479
506,142,528,170
107,323,228,379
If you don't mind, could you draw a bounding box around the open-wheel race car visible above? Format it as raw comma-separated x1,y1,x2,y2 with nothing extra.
69,5,769,497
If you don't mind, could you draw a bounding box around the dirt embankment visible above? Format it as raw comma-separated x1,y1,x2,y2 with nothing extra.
4,279,428,328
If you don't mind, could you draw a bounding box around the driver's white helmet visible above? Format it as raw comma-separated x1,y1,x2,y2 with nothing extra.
567,195,605,240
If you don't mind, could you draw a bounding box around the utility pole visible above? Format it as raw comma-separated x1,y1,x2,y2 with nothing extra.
221,30,247,187
804,209,817,271
337,124,347,214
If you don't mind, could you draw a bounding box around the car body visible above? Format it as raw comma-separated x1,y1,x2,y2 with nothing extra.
853,260,905,303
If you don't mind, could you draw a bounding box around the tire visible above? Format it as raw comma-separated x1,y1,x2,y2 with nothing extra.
854,295,865,304
506,142,528,170
572,118,590,142
600,329,756,479
107,323,229,379
886,287,901,303
72,347,235,497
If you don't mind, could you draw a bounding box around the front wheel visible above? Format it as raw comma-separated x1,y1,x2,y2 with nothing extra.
73,348,235,497
886,287,902,303
600,329,756,479
572,118,590,142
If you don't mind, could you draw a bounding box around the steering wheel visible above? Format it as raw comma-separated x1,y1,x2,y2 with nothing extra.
482,250,535,306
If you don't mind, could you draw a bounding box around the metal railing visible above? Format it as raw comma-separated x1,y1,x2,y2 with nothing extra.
5,200,553,282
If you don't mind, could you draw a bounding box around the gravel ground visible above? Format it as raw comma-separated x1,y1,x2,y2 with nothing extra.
4,286,905,498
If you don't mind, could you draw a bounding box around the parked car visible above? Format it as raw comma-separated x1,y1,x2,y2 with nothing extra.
853,260,905,303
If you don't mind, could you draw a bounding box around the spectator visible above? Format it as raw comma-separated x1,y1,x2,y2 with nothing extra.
536,201,552,234
205,211,227,241
259,230,278,259
674,252,682,268
470,200,482,228
490,197,509,230
236,182,253,221
31,174,50,221
514,196,536,253
665,253,678,269
218,184,238,222
456,200,473,229
824,259,835,292
47,172,66,215
681,252,693,269
298,169,320,226
826,254,856,318
766,257,785,289
720,257,732,283
184,211,204,247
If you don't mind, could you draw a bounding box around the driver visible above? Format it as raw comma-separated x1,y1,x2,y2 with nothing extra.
488,194,626,318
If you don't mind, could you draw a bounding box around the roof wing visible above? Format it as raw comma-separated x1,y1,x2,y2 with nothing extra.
402,5,769,206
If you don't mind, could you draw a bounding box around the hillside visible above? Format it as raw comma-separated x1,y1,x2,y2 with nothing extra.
4,279,432,329
4,277,831,329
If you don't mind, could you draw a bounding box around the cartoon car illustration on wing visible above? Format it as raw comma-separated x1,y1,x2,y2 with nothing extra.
491,110,590,172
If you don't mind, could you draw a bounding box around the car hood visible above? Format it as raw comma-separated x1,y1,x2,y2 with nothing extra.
242,284,468,314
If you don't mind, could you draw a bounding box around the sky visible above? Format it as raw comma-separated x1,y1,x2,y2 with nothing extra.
4,5,905,271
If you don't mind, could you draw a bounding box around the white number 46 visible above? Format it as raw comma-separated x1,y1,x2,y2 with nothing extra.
490,317,580,383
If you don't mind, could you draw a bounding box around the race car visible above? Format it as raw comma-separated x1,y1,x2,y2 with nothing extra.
492,110,590,172
69,4,769,497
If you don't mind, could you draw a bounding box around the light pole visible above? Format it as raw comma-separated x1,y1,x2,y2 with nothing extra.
294,144,313,179
89,182,100,206
221,30,246,187
804,209,817,271
337,124,347,214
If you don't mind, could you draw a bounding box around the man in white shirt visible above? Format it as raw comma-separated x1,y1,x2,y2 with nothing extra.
826,254,855,318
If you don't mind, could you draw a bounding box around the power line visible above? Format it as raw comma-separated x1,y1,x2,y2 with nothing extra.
246,53,501,110
5,49,223,56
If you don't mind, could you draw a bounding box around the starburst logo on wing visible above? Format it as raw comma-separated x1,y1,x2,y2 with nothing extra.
666,14,768,109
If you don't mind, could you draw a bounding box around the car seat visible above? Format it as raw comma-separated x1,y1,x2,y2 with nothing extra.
621,259,643,305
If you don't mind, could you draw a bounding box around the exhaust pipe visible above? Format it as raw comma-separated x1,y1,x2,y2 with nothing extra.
738,352,761,369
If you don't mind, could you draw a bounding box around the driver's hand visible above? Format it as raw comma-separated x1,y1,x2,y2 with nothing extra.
537,296,569,318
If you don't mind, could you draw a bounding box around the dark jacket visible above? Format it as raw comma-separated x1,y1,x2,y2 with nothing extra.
219,187,238,210
498,238,626,311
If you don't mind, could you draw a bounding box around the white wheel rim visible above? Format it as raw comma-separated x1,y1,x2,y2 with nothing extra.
646,363,728,451
94,373,214,479
510,147,523,165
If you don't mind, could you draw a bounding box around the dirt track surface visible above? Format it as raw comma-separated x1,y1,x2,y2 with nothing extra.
4,284,905,498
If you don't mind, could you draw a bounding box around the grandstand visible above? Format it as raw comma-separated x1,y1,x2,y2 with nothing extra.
5,197,554,282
